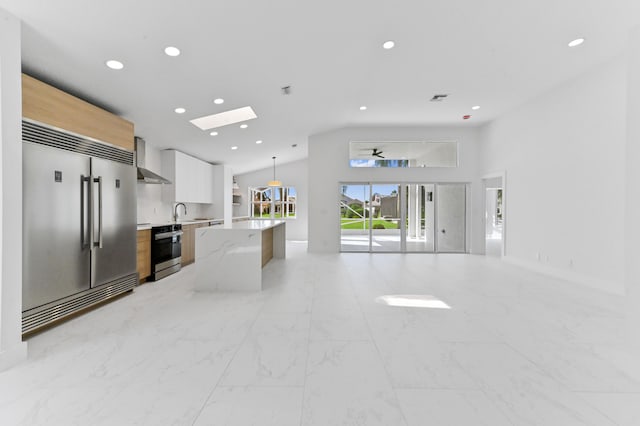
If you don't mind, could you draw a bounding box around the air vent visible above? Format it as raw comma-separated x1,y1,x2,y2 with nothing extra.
22,120,134,165
430,94,449,102
22,273,137,334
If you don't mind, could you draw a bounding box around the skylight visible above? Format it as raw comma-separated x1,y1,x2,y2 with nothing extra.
190,106,258,130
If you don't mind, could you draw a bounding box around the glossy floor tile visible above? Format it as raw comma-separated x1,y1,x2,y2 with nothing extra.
0,243,638,425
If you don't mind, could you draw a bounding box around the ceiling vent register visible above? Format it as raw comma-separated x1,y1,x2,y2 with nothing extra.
430,94,449,102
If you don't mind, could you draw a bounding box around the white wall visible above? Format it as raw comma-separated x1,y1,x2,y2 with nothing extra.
0,7,27,371
235,159,309,241
625,26,640,349
210,165,233,225
136,141,216,223
480,56,627,295
308,127,483,253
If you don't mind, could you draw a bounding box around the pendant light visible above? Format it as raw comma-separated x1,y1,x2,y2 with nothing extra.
267,156,282,187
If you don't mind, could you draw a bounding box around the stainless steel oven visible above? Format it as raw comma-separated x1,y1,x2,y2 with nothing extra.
151,224,182,280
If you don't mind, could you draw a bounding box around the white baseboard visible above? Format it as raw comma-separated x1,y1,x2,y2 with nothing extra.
0,341,28,372
502,256,624,296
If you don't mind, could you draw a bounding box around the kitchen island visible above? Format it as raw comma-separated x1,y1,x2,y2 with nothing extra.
194,220,285,292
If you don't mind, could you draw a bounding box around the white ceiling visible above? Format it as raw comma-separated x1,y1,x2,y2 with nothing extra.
1,0,638,174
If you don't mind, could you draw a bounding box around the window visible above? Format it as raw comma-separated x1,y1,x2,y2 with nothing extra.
249,187,297,219
349,141,458,168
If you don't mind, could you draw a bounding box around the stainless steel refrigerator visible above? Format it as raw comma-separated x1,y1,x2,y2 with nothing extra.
22,120,137,334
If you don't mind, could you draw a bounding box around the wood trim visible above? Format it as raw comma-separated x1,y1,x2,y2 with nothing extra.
22,74,134,151
137,230,151,281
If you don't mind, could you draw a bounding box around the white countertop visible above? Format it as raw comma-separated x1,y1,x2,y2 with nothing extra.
207,219,285,231
137,218,221,231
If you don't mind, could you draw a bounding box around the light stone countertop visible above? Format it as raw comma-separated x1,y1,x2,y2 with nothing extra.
136,218,222,231
206,219,285,231
194,220,286,292
136,216,254,231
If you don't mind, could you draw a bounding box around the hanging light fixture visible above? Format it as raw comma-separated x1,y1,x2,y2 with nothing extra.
267,156,282,187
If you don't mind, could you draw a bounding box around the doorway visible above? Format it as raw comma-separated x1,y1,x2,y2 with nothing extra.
340,183,467,253
483,175,505,257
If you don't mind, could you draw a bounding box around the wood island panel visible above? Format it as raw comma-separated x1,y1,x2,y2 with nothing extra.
137,229,151,282
261,228,274,267
22,74,134,151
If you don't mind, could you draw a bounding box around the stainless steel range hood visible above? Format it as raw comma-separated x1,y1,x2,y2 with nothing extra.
135,137,171,184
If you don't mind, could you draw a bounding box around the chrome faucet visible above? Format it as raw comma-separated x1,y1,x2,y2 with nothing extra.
174,203,187,222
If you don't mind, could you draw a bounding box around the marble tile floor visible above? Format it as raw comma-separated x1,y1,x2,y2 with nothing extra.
1,242,640,425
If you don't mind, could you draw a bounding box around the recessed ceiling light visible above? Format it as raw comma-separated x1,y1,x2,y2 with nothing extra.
190,106,258,130
382,40,395,49
472,105,480,110
210,131,218,136
164,46,181,57
568,38,585,47
256,140,263,144
240,124,248,129
105,60,124,70
174,107,186,114
231,146,238,150
360,106,367,111
214,98,224,105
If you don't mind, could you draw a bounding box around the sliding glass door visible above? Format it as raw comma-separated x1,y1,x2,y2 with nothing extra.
405,184,435,252
340,182,466,253
371,184,402,252
340,184,371,252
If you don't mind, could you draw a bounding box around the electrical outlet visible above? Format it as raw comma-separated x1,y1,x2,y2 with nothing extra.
569,258,574,267
536,252,541,261
153,207,157,214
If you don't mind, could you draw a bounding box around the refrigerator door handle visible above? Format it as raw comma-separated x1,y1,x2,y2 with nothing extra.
81,175,91,249
89,174,95,251
94,176,104,248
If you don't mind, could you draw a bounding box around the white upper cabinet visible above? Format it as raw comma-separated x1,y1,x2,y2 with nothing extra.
161,150,214,203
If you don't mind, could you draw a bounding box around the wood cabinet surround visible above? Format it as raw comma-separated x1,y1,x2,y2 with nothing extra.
22,74,135,151
137,230,151,282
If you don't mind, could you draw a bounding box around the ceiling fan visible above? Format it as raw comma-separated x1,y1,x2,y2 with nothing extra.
371,148,385,158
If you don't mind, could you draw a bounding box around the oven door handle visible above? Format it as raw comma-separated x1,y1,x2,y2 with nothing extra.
154,231,183,240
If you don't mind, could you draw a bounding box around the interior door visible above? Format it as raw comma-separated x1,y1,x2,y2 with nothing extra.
22,142,91,311
91,157,137,287
436,184,466,252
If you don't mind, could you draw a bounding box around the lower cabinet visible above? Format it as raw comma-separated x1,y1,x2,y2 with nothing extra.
182,224,195,266
137,229,151,282
181,223,209,266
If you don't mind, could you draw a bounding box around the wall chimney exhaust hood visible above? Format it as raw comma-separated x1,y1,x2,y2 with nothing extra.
135,137,171,184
